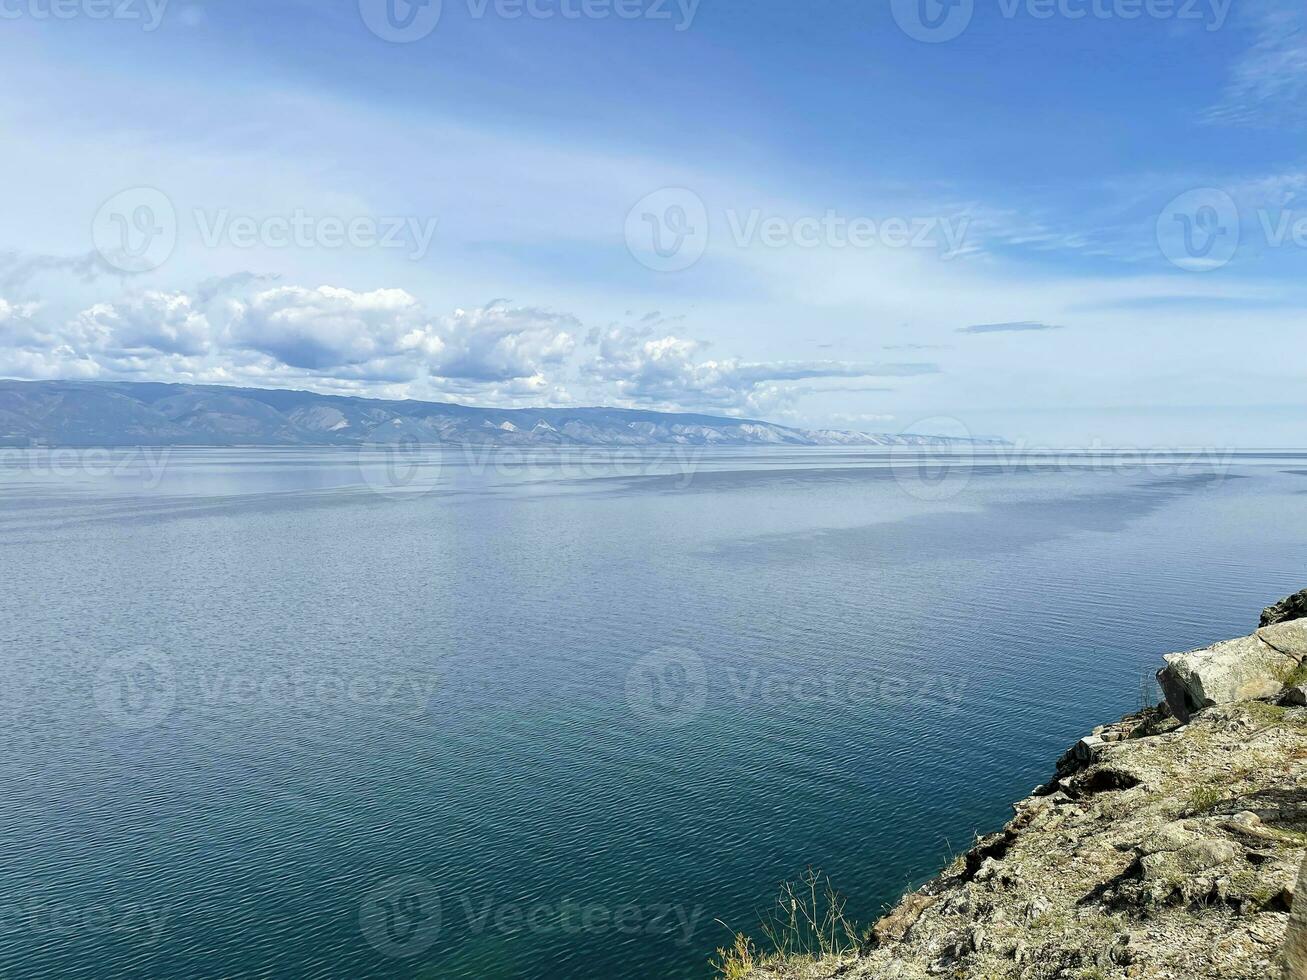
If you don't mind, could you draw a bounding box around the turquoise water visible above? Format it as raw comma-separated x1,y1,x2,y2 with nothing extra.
2,447,1305,979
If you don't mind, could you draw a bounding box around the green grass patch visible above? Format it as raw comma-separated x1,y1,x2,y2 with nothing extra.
1185,785,1225,814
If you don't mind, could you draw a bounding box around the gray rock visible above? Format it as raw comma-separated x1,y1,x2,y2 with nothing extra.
1158,633,1299,722
1139,838,1238,881
1138,820,1199,856
1178,839,1240,872
1287,855,1307,980
1074,734,1105,762
1281,685,1307,707
1258,618,1307,662
1261,588,1307,627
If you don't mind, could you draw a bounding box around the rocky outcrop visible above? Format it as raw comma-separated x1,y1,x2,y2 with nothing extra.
735,599,1307,980
1264,590,1307,628
1157,620,1306,723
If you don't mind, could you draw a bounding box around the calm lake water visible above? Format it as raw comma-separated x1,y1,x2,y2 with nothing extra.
2,446,1305,979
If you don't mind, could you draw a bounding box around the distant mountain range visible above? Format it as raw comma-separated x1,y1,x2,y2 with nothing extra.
0,380,1007,448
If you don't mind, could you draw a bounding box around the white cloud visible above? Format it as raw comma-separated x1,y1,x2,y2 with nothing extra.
0,278,592,406
0,298,100,379
231,284,430,378
585,326,939,415
75,291,212,356
431,301,578,383
0,297,39,326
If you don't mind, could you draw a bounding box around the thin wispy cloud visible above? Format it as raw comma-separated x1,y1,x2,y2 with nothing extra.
956,321,1064,334
0,250,125,293
1204,0,1307,126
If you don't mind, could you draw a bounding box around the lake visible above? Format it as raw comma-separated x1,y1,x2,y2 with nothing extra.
2,446,1305,978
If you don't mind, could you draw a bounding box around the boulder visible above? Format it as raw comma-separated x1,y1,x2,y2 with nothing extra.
1258,618,1307,662
1261,588,1307,627
1074,734,1105,763
870,892,935,946
1158,632,1299,722
1281,685,1307,708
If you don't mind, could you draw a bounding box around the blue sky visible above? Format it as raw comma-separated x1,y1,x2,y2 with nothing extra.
0,0,1304,444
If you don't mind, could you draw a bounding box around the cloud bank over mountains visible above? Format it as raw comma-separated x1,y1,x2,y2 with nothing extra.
0,267,940,421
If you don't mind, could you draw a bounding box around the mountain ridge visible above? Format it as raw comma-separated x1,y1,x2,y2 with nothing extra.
0,380,1007,449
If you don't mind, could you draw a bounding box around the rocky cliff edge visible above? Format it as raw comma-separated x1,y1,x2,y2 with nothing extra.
735,591,1307,980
